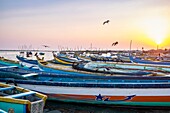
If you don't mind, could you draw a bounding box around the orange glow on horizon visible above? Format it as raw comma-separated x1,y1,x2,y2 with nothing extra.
139,16,168,46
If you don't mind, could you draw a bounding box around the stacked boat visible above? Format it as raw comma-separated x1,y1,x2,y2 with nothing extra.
0,51,170,109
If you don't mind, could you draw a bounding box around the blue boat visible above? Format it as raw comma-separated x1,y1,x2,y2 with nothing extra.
0,62,170,108
130,56,170,66
37,55,152,76
0,56,20,67
1,73,170,109
16,55,38,65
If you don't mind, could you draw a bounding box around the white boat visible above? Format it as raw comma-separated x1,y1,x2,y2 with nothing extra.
1,77,170,108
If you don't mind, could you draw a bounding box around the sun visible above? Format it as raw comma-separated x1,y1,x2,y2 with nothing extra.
140,16,168,45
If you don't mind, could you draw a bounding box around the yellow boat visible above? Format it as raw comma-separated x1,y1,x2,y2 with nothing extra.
0,82,47,113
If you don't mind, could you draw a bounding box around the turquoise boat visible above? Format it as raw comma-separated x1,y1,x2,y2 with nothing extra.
0,56,20,67
0,82,47,113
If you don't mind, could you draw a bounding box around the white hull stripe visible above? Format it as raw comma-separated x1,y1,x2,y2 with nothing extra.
19,84,170,96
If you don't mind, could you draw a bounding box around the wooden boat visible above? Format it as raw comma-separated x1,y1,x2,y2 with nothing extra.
37,57,107,76
0,56,41,72
0,76,170,109
130,56,170,66
0,56,20,66
82,61,170,73
117,54,131,63
16,55,38,65
0,82,47,113
77,54,91,62
0,63,170,108
52,52,80,65
36,54,153,76
72,62,152,76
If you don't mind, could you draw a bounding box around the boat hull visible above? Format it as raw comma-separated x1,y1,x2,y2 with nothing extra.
130,56,170,66
53,53,79,65
0,101,28,113
85,61,170,73
16,55,38,65
8,81,170,108
0,82,47,113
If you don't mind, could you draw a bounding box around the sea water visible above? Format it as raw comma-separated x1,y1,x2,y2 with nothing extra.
0,51,170,113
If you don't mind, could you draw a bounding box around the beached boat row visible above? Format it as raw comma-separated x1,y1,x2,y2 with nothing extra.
0,72,170,109
0,51,170,109
17,53,170,76
1,74,170,108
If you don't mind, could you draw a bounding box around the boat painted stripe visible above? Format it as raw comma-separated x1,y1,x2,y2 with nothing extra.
54,57,72,65
48,94,170,102
19,84,170,96
5,91,36,98
0,66,18,69
0,109,7,113
0,86,15,91
22,73,38,78
0,97,30,104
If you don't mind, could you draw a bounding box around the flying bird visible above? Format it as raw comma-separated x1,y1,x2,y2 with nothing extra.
103,20,110,25
42,45,49,48
112,41,118,46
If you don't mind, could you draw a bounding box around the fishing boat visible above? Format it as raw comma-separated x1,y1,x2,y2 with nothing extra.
0,56,41,72
37,57,106,76
117,54,131,63
0,56,20,66
52,52,80,65
0,62,170,108
36,54,153,76
81,61,170,73
0,82,47,113
0,75,170,109
130,56,170,66
16,55,38,65
72,62,152,76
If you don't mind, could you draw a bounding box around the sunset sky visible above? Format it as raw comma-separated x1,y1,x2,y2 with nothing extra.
0,0,170,50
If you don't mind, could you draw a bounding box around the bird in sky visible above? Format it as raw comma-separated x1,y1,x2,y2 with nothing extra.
112,41,118,46
42,45,49,48
103,20,110,25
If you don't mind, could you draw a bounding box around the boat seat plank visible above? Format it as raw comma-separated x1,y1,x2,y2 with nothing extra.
0,66,18,69
22,73,38,77
0,86,15,91
5,91,36,98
